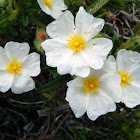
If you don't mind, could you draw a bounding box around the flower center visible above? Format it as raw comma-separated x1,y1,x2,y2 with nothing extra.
119,70,133,88
44,0,53,8
67,34,85,53
84,77,100,95
7,61,22,75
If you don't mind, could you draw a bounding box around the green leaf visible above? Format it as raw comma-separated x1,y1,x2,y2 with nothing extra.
86,0,110,14
86,127,101,138
122,0,137,3
111,34,120,55
30,17,46,29
96,12,108,18
134,128,140,138
123,35,140,51
69,126,80,138
42,93,53,99
0,17,9,26
37,76,64,93
106,0,125,10
21,14,29,27
135,111,140,118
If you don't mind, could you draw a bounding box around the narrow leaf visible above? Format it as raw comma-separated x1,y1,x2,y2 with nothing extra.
86,0,110,14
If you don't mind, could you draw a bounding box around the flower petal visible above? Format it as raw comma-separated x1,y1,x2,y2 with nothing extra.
100,73,122,103
53,0,67,10
47,10,75,40
11,73,35,94
42,39,90,77
121,85,140,108
42,39,73,67
57,53,90,77
75,7,104,41
37,0,50,15
131,65,140,88
87,90,116,121
0,70,14,93
81,53,104,70
49,7,63,19
67,77,85,87
0,46,10,70
5,41,30,62
102,55,117,73
21,53,41,77
66,86,90,118
81,38,112,70
117,49,140,72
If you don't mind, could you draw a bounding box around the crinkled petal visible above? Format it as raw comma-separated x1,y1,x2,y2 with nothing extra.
57,53,90,77
131,65,140,88
100,73,122,103
66,86,90,118
102,55,117,73
67,77,85,88
75,7,104,41
47,10,75,40
87,90,116,121
21,53,41,77
5,41,30,62
0,70,14,93
0,46,10,70
53,0,67,10
42,39,90,77
48,7,63,19
81,52,103,70
11,74,35,94
121,85,140,108
42,39,73,67
117,49,140,72
81,38,112,70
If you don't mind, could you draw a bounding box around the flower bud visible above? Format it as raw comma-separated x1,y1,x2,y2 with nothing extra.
34,28,48,53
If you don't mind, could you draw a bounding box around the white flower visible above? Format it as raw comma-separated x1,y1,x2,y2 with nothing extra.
66,56,122,121
37,0,67,19
42,7,113,77
0,41,41,94
116,49,140,108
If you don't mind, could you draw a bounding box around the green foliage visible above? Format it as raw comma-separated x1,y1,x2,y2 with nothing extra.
0,0,140,139
69,126,101,140
87,0,110,14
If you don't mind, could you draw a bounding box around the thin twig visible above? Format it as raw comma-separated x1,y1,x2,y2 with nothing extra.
84,0,88,8
9,98,46,105
44,110,71,139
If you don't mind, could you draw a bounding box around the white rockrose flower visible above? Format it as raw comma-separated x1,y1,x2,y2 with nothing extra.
42,7,113,78
0,41,41,94
37,0,67,19
116,49,140,108
66,56,122,121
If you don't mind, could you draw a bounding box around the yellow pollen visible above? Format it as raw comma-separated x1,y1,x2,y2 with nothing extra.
119,70,133,88
90,84,94,88
44,0,53,8
7,61,22,75
84,77,100,95
67,34,85,53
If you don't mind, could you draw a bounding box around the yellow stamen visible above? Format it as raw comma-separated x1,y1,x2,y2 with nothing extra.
84,77,100,95
67,34,85,53
119,70,133,88
44,0,53,8
7,61,22,75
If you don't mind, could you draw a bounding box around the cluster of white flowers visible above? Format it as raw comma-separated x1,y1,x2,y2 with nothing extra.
40,6,140,120
0,1,139,121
